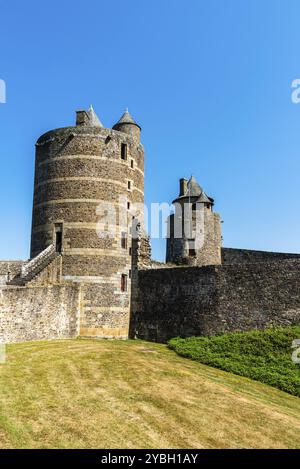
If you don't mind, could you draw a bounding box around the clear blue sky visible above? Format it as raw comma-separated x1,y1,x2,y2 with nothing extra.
1,0,300,261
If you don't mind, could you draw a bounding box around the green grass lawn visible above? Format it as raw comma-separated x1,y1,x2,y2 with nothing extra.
0,338,300,448
168,327,300,397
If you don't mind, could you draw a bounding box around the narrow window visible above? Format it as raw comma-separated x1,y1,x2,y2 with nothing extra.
131,159,134,168
54,223,63,253
189,248,196,257
129,247,132,256
121,143,127,160
127,201,130,210
121,274,127,292
128,180,131,190
129,270,132,279
121,232,127,249
56,232,62,253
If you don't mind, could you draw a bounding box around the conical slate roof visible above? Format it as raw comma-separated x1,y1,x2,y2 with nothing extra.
87,105,103,127
186,176,202,197
197,191,212,204
113,109,141,129
173,175,214,205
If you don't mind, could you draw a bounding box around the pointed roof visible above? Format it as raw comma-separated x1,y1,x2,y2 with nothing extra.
173,175,214,205
113,108,141,129
197,191,212,204
186,176,202,197
87,105,103,127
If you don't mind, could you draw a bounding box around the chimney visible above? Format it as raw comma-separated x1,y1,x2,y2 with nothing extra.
179,178,188,196
76,110,90,126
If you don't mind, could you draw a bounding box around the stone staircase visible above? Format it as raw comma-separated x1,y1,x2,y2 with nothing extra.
9,245,61,286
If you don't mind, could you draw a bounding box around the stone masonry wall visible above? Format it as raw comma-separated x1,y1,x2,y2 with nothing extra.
222,247,300,264
0,284,80,343
131,259,300,342
166,205,222,267
27,255,62,286
0,261,24,285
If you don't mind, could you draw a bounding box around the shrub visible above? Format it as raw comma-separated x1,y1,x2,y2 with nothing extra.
168,327,300,396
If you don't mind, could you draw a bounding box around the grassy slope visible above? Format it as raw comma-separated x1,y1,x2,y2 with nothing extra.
0,339,299,449
169,327,300,397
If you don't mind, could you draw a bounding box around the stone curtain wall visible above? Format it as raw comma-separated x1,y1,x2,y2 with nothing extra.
0,284,80,343
0,261,24,285
132,260,300,342
222,247,300,264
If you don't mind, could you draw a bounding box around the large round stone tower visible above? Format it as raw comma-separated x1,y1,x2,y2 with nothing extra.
30,107,144,338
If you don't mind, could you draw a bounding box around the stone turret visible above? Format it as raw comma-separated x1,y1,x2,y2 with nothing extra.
166,176,222,266
113,109,141,143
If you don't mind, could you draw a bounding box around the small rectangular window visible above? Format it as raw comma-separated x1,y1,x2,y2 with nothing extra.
121,143,127,160
121,274,127,292
129,269,132,279
189,248,196,257
127,201,130,210
54,223,63,253
129,247,132,256
121,232,127,249
128,180,131,190
131,159,134,168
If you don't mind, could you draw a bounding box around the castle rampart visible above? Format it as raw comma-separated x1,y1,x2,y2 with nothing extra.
0,284,80,343
221,247,300,264
130,259,300,342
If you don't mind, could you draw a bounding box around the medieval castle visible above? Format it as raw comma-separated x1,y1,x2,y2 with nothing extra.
0,107,300,343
